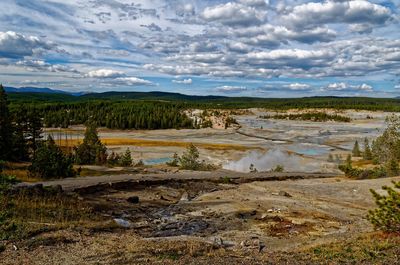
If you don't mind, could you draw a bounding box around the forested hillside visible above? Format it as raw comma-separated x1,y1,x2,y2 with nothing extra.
8,91,400,111
14,101,194,129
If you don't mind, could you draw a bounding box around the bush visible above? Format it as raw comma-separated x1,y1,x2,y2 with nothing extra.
367,181,400,232
338,155,389,179
0,161,20,192
271,165,284,172
135,160,144,167
107,152,121,166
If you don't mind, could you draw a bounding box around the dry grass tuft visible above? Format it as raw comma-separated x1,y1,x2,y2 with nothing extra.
0,189,104,240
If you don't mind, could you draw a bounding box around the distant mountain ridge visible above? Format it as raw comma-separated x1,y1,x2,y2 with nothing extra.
5,86,85,96
4,87,231,101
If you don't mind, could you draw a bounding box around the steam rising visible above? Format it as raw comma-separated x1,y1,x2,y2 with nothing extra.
223,149,322,172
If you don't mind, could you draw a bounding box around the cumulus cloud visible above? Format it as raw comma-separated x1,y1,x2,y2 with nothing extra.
0,31,55,58
172,78,192,84
16,59,78,73
323,82,373,92
113,77,153,86
202,2,267,26
259,82,313,92
227,42,251,53
284,0,392,29
86,69,125,78
176,4,196,16
85,69,153,86
239,0,268,7
216,85,247,93
284,83,311,90
243,49,334,68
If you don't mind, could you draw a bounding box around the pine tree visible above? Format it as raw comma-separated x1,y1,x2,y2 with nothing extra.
352,140,361,157
120,148,133,167
0,84,13,161
179,144,201,170
26,108,43,154
74,123,107,165
29,135,75,179
385,158,399,177
363,138,373,160
367,181,400,232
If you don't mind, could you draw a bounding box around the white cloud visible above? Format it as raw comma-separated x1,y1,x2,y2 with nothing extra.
202,2,266,26
86,69,125,78
216,85,247,93
284,83,311,90
0,31,55,58
359,83,373,91
324,82,373,92
172,78,192,84
326,82,348,91
239,0,268,7
16,59,78,73
284,0,392,29
244,48,334,68
113,77,153,86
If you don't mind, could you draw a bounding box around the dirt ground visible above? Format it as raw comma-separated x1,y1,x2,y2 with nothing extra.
2,175,399,264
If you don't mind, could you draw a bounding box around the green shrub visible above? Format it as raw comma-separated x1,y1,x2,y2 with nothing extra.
272,165,284,172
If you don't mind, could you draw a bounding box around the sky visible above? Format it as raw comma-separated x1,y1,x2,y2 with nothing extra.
0,0,399,97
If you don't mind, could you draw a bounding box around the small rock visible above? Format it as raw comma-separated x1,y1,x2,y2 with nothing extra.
260,213,268,219
212,237,224,247
180,192,189,202
267,208,281,213
278,191,292,197
127,196,139,204
114,218,131,228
